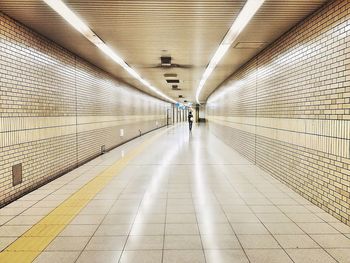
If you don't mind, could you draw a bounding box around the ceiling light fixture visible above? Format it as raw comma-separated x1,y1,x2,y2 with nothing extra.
195,0,265,104
43,0,176,103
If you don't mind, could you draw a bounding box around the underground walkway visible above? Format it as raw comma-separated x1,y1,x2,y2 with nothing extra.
1,124,350,263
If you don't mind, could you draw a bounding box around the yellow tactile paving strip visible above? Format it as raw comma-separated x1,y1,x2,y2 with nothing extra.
0,128,166,263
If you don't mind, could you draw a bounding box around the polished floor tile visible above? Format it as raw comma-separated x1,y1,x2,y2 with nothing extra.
326,248,350,263
2,125,350,262
264,222,304,235
274,234,320,249
310,234,350,248
59,224,98,237
163,250,205,263
130,223,164,236
164,235,202,249
198,223,234,235
166,213,197,224
201,234,241,249
33,251,80,263
227,213,260,223
95,224,131,236
205,249,249,263
85,236,127,251
0,237,16,251
238,234,280,249
256,213,291,223
245,249,293,263
120,250,162,263
6,215,43,226
231,223,269,235
46,236,90,251
76,251,121,263
286,248,337,263
0,225,31,237
125,235,164,250
297,223,339,234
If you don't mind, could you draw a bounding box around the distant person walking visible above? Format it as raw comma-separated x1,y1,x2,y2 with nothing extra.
188,110,194,131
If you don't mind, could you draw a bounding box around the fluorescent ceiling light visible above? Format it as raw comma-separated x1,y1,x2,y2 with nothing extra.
195,0,265,104
43,0,176,104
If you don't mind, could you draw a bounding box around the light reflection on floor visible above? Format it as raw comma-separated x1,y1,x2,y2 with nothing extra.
1,124,350,263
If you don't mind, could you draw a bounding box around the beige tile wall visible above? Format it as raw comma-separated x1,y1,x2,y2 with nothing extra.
0,13,170,206
206,0,350,225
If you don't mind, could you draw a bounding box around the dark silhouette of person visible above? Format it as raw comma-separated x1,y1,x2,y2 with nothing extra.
188,110,194,131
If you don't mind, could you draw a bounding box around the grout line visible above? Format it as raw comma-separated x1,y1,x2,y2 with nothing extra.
161,179,169,263
219,170,296,262
211,188,252,263
116,183,151,262
73,171,134,262
252,173,342,263
0,127,170,263
192,193,208,263
238,171,342,263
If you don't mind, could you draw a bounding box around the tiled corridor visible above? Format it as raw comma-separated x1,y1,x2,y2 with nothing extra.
1,124,350,263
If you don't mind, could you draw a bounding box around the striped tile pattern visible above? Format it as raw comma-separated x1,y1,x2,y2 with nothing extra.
0,12,170,206
206,0,350,225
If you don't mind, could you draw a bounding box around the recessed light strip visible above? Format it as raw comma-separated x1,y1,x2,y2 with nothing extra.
43,0,177,104
195,0,265,104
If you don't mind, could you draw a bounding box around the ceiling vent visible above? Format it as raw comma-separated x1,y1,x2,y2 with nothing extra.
145,56,192,69
166,79,179,84
164,73,177,78
161,56,172,66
